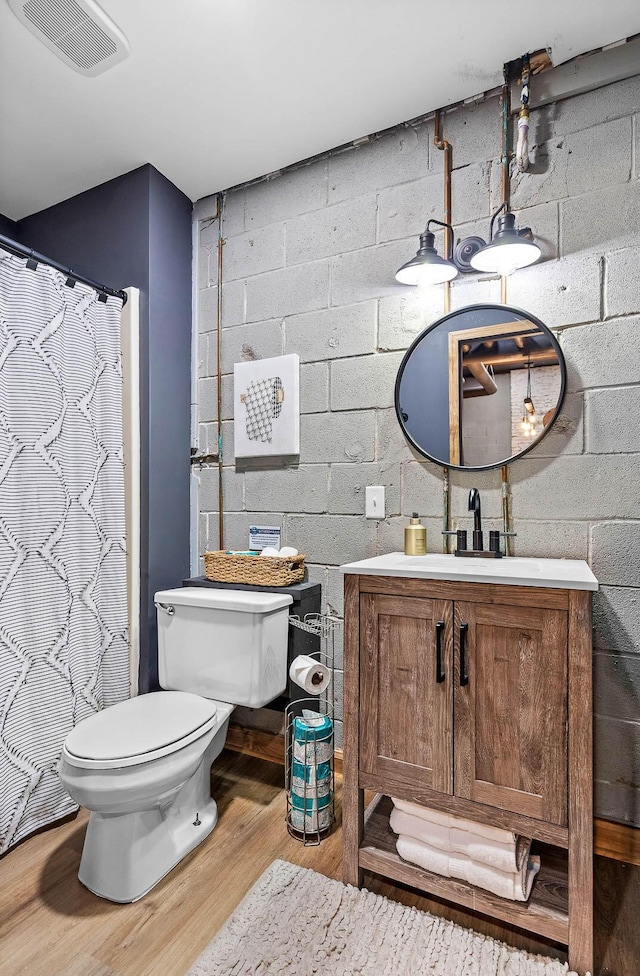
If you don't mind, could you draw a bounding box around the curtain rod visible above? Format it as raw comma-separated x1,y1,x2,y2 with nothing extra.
0,233,127,305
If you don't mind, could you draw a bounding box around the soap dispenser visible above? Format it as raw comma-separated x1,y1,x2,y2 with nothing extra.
404,513,427,556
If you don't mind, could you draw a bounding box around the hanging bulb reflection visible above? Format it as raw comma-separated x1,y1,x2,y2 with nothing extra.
520,414,539,439
519,359,539,439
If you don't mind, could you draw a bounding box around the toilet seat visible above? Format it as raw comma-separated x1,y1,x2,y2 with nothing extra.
63,691,221,770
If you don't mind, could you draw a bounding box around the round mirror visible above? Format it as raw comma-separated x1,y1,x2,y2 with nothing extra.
395,304,566,471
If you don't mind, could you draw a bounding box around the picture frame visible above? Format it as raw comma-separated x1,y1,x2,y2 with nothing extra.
233,353,300,458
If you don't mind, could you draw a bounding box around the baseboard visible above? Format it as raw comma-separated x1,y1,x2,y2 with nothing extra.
225,724,639,865
225,724,343,774
225,724,287,765
594,818,640,865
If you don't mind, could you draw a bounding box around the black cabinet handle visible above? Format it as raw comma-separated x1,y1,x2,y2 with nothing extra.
435,620,445,683
459,622,469,686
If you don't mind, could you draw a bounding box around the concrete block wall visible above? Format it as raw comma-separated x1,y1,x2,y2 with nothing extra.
194,67,640,825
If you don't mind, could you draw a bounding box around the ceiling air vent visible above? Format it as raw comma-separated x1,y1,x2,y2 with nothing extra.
7,0,130,76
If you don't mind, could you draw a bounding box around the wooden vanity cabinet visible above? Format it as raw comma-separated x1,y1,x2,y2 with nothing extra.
453,600,568,826
343,573,593,976
359,594,453,795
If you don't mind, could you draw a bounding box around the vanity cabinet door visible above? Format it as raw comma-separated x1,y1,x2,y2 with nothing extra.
453,601,568,825
360,593,453,795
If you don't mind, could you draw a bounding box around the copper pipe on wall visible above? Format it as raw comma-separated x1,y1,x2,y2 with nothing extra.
500,273,508,305
216,193,225,551
434,110,452,315
501,465,514,556
434,110,454,550
499,68,516,554
442,467,450,554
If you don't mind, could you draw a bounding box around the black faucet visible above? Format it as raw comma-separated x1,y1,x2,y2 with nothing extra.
468,488,483,552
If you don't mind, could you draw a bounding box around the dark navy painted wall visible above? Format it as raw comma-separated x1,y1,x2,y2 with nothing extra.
17,165,192,693
0,214,17,237
16,167,152,294
146,167,192,688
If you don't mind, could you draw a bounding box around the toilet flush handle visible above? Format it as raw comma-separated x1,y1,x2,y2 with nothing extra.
155,602,175,616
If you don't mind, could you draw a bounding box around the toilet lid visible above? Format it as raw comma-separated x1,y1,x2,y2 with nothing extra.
64,692,218,765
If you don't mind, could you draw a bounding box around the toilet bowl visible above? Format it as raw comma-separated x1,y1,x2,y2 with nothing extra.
60,691,234,902
59,587,292,902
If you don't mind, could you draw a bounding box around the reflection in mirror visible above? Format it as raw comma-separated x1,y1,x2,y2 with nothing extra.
395,305,566,471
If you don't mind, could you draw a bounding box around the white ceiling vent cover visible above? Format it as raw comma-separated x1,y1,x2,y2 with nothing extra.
8,0,130,76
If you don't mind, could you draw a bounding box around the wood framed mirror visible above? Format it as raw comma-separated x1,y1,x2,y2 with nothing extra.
395,304,566,471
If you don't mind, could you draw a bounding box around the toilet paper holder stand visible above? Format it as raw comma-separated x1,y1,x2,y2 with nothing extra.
284,613,340,846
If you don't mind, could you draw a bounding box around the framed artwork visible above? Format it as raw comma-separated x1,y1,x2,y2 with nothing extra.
233,353,300,457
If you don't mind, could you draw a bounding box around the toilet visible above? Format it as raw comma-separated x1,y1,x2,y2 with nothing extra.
59,586,292,903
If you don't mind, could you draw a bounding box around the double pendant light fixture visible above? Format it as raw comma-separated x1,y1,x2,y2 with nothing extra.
396,55,542,289
395,201,542,287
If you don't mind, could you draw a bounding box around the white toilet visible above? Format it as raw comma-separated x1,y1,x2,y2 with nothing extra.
59,586,292,903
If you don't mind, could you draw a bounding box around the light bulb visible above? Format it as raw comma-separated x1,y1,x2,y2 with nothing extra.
471,240,541,275
396,261,457,287
470,210,542,276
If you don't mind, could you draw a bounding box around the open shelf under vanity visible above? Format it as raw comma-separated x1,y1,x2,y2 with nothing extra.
361,795,569,945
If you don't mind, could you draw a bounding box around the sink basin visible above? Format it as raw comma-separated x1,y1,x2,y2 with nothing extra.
341,552,598,590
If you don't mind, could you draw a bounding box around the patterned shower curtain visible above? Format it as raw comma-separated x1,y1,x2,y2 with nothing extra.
0,249,130,853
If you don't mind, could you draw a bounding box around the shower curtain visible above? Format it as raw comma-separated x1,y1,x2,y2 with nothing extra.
0,249,130,853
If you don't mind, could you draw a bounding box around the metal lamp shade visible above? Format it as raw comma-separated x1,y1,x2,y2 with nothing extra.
395,231,458,286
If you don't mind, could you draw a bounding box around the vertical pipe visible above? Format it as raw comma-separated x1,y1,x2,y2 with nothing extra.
216,193,225,551
501,465,514,556
434,110,452,315
500,71,514,556
442,466,450,554
500,71,511,306
435,110,453,544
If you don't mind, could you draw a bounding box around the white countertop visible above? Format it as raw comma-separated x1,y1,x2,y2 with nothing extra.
340,552,598,591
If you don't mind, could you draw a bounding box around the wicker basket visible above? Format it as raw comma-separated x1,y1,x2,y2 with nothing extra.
203,550,305,587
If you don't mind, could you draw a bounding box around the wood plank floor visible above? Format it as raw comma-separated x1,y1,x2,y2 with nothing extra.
0,751,638,976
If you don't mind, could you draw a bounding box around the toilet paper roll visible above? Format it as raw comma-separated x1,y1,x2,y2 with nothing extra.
293,738,332,765
291,778,331,800
292,713,333,764
291,790,332,813
289,655,331,695
292,759,331,784
290,805,333,833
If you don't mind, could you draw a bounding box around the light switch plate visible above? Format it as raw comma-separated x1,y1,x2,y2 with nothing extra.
365,485,385,520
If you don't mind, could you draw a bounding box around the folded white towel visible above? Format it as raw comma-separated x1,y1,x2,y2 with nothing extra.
389,807,531,874
396,834,540,902
391,796,516,846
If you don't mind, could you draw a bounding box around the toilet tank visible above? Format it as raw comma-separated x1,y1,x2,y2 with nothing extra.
155,587,293,708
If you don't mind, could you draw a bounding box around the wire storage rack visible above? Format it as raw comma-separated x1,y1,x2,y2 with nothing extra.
285,612,341,845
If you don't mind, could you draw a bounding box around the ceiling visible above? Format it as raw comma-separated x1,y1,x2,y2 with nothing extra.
1,1,640,221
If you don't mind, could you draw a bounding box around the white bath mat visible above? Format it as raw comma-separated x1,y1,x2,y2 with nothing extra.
186,859,580,975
